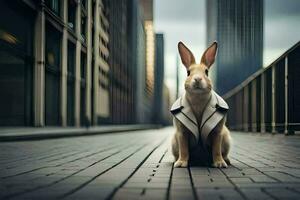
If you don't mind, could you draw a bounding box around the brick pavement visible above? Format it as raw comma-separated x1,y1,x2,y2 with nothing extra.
0,127,300,200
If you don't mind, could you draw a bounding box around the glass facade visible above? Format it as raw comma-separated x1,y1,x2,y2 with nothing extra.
0,2,33,126
67,42,75,126
80,51,87,126
81,3,87,42
206,0,263,95
0,0,168,127
45,24,61,125
68,0,76,30
94,0,110,124
108,0,133,124
46,0,60,15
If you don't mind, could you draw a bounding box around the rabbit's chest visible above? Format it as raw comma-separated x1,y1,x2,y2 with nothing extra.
171,91,229,146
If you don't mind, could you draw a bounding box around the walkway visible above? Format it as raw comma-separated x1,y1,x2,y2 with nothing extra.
0,128,300,199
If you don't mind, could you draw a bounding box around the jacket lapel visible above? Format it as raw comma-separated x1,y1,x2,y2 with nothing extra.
200,93,217,128
199,91,229,146
181,95,198,126
170,95,199,141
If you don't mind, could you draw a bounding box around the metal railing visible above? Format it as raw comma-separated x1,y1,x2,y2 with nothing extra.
223,41,300,134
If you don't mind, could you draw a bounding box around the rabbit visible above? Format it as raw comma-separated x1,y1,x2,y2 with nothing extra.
170,41,231,168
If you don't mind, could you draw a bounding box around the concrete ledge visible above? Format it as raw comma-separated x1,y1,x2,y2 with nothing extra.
0,124,161,142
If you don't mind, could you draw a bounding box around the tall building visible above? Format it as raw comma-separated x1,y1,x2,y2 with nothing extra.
92,0,110,124
106,0,132,124
106,0,153,124
153,33,172,125
0,1,34,126
140,0,155,120
206,0,263,95
0,0,167,127
0,0,95,127
127,0,147,123
153,33,164,124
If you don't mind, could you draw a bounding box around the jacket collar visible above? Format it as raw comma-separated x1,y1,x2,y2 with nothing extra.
170,90,228,128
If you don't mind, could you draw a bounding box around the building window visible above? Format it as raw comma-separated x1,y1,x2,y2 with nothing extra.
46,33,61,69
0,2,33,126
81,0,87,10
67,42,75,76
80,86,86,126
45,24,61,125
46,0,60,16
80,52,87,126
68,0,77,30
81,12,87,42
80,52,86,80
67,42,75,126
67,80,75,126
80,1,87,42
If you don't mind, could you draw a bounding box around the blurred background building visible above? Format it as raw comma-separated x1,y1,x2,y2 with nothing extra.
0,0,171,127
206,0,263,95
153,33,172,125
107,0,133,124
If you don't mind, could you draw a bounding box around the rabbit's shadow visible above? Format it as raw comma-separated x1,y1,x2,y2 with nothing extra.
188,146,213,167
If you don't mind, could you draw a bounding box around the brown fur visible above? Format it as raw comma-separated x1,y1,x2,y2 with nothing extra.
172,41,231,168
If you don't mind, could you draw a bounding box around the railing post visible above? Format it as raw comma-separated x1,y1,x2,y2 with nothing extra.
260,74,265,133
251,80,257,132
272,66,276,133
243,85,249,132
284,56,289,134
239,91,243,131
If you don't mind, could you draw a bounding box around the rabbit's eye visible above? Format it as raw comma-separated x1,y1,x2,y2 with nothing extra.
187,70,190,76
205,69,209,76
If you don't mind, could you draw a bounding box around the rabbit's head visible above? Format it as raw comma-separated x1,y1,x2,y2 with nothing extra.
178,41,218,95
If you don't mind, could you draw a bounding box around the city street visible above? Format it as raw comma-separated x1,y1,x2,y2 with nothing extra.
1,1,300,200
0,128,300,200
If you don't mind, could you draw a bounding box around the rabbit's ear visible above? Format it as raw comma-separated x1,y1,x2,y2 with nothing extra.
201,41,218,68
178,42,195,68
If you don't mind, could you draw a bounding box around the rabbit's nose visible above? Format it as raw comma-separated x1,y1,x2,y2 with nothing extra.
193,76,202,82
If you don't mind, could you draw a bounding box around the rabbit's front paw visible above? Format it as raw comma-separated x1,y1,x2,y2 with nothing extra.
174,159,188,168
224,157,231,165
212,158,228,168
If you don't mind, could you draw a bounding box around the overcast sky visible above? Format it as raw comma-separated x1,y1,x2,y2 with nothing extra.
264,0,300,66
154,0,300,100
154,0,206,100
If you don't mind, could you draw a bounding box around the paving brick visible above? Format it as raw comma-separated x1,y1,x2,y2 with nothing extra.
171,178,192,189
221,168,244,177
172,168,190,178
208,168,225,176
235,182,300,188
196,188,243,200
170,188,194,200
250,174,278,183
240,188,273,200
264,171,300,182
64,186,115,200
194,181,235,189
190,167,210,175
113,188,167,200
230,177,253,183
264,188,300,199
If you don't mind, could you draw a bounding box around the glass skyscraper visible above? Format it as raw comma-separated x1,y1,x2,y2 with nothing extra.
206,0,263,95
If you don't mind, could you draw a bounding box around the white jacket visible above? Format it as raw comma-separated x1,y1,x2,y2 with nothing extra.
170,91,229,147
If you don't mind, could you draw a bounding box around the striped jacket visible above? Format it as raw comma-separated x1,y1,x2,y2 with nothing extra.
170,91,229,147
